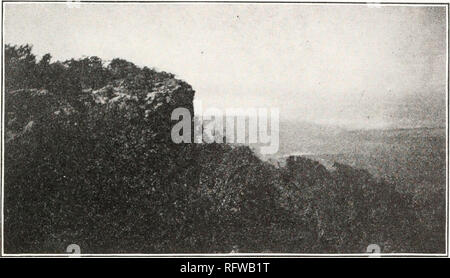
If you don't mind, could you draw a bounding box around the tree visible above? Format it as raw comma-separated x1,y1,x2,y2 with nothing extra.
4,44,38,91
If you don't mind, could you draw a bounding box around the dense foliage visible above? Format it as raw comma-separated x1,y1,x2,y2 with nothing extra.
3,44,445,254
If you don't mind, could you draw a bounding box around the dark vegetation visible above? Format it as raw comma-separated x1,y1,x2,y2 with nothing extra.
3,44,445,253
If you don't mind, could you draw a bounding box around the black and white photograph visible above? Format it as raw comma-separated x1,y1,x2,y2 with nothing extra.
0,1,448,259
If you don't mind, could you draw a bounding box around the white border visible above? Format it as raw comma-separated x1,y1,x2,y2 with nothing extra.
0,0,449,258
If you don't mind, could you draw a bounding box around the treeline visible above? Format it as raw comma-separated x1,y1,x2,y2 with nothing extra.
3,44,445,254
5,44,175,95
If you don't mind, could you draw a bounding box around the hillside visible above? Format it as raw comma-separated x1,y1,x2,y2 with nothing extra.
271,122,446,191
3,44,445,254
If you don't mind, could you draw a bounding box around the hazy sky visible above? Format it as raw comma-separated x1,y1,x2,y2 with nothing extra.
4,3,447,129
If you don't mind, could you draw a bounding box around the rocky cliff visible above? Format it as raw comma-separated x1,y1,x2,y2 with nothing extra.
3,44,444,254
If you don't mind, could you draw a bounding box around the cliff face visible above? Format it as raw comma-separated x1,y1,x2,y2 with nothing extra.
4,53,200,253
4,45,444,254
6,77,194,144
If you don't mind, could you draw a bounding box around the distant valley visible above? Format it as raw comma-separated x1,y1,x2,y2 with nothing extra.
257,121,446,193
